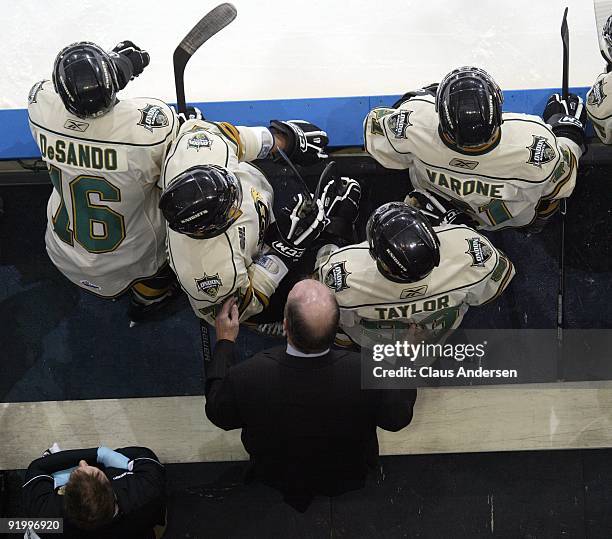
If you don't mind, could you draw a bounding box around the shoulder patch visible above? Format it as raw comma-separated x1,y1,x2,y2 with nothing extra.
28,80,47,104
526,135,556,168
195,273,223,298
588,79,607,107
388,110,413,139
137,104,169,132
324,261,351,292
187,132,213,151
465,237,492,267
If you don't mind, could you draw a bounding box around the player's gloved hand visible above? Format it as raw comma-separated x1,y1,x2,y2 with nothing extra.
265,193,328,264
269,120,329,166
315,162,361,245
543,93,586,150
110,40,150,89
392,83,439,108
177,106,203,125
407,189,477,228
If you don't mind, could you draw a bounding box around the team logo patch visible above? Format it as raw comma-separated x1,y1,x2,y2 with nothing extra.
251,187,270,246
388,110,413,139
64,119,89,132
465,237,492,267
28,80,46,104
79,279,101,290
324,261,351,292
587,79,607,107
195,273,223,298
526,135,556,168
187,132,213,151
449,158,479,170
400,285,428,299
137,104,169,132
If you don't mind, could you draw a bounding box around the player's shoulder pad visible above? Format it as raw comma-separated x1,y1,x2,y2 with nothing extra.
435,225,500,273
318,242,372,291
175,231,243,304
112,97,177,144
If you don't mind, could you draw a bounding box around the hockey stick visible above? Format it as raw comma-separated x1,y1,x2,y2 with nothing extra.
173,3,237,114
557,7,569,377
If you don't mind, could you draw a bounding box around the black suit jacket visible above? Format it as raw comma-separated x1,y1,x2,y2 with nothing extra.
22,446,165,538
205,340,417,500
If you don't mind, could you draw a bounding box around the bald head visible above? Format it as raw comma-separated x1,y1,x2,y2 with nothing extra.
284,279,339,353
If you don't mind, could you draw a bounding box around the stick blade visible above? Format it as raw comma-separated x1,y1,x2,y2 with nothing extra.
561,7,569,46
179,3,237,56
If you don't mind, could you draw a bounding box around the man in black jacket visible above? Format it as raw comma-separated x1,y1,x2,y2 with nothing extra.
22,445,165,538
205,278,417,510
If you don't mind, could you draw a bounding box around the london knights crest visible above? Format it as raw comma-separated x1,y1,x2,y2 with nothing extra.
324,261,351,292
587,79,607,107
526,135,556,168
465,238,492,268
195,273,223,298
388,110,413,139
137,104,169,132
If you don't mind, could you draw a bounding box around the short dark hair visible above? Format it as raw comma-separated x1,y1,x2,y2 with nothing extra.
285,295,340,354
64,469,115,531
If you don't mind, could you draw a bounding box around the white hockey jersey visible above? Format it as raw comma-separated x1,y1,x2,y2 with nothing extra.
161,119,277,324
315,225,515,348
28,80,177,297
586,71,612,143
364,96,581,230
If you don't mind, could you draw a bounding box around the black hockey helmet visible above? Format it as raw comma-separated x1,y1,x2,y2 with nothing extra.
159,165,243,238
52,42,119,119
366,202,440,283
435,66,504,149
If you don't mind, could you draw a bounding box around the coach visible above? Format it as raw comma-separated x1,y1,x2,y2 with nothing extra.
205,279,417,510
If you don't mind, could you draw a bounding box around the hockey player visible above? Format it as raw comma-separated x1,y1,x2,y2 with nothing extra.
315,200,515,348
28,41,178,322
364,66,586,231
587,15,612,143
159,116,355,324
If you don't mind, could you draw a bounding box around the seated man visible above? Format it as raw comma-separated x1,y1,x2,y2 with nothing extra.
364,66,585,231
315,201,515,348
587,14,612,143
159,117,358,324
22,445,165,538
28,41,178,323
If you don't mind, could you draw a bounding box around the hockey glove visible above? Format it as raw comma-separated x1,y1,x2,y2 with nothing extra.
407,189,478,228
543,93,586,150
269,120,329,166
177,106,203,125
265,193,328,264
392,83,439,108
315,162,361,246
110,40,150,89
